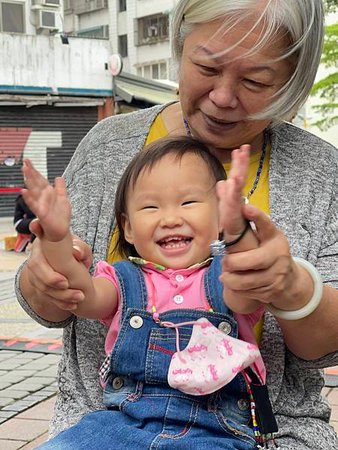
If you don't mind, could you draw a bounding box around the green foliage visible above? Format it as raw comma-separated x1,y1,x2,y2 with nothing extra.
319,24,338,67
312,72,338,98
325,0,338,13
310,2,338,131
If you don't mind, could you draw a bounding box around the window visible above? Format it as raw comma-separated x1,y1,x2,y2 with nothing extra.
137,61,168,80
143,65,151,79
159,62,167,79
152,64,159,79
119,0,126,12
76,25,109,39
137,13,169,45
1,1,25,33
63,0,71,10
118,34,128,58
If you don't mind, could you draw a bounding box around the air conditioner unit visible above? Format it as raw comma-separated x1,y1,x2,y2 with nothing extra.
34,0,61,7
36,9,58,29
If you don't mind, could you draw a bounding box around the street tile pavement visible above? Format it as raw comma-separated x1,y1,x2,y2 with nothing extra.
0,217,337,448
0,218,62,448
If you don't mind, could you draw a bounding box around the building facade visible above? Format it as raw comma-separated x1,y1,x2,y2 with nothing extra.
0,1,113,216
0,0,177,217
64,0,178,81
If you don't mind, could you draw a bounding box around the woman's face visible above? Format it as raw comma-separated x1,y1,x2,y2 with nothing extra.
179,19,292,154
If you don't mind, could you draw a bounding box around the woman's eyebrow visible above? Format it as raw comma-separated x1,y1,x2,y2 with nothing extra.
245,66,276,75
194,45,276,74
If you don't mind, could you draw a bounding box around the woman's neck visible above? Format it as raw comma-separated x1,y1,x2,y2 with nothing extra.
160,102,186,136
160,103,265,164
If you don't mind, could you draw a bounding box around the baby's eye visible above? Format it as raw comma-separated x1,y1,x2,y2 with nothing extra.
142,205,158,210
182,200,198,206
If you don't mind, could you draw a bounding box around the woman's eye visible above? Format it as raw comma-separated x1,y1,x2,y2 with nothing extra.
243,78,269,89
197,64,217,75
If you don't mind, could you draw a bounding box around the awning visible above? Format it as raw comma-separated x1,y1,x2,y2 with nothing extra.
114,72,178,105
0,94,105,107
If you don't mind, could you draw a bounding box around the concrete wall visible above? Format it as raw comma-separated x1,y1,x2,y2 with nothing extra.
0,33,112,95
77,9,109,31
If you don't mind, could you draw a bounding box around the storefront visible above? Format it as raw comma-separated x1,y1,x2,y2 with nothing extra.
0,96,105,217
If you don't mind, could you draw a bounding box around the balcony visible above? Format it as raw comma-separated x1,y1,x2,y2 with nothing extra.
72,0,108,15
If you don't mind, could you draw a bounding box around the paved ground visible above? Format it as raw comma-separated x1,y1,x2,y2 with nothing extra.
0,218,62,449
0,216,337,449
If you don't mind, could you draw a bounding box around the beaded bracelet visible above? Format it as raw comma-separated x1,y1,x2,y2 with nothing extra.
267,257,323,321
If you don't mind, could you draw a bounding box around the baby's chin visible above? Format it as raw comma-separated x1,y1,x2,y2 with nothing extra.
157,256,211,271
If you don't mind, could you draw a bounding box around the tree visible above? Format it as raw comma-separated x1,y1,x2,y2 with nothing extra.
310,1,338,130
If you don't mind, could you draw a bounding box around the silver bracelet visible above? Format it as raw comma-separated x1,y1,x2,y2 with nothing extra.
267,257,323,321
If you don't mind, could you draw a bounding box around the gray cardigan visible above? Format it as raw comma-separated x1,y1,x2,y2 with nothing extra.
16,104,338,449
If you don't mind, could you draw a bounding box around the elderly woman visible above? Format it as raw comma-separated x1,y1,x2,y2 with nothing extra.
17,0,338,449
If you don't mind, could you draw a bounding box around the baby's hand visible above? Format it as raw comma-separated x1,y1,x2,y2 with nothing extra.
21,159,71,242
217,145,250,239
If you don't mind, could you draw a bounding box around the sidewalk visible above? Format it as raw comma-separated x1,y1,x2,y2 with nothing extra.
0,217,62,449
0,217,337,449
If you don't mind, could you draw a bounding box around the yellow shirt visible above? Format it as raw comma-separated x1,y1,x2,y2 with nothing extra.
223,146,270,215
107,113,271,341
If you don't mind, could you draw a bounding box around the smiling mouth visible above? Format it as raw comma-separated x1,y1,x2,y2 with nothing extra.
203,113,238,127
157,236,193,249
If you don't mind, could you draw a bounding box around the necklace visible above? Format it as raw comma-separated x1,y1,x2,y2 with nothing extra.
244,130,268,204
183,118,269,204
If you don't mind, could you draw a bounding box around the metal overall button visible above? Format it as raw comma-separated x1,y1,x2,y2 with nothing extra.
130,315,143,329
112,377,124,390
218,321,231,335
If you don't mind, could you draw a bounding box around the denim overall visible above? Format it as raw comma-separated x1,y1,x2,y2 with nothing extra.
40,257,256,450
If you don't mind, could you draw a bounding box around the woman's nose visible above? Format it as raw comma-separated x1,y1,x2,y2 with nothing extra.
209,77,238,109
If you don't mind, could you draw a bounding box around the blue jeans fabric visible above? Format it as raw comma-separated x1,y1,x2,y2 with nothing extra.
38,258,256,450
38,400,255,450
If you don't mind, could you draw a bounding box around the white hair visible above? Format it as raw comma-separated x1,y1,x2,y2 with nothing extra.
171,0,325,124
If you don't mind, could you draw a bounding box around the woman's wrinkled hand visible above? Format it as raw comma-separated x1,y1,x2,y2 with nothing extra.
219,204,306,313
25,219,93,311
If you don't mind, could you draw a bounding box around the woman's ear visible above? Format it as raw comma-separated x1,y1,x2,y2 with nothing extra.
121,213,134,244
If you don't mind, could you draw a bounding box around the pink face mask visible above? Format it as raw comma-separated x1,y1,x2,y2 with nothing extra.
166,317,261,396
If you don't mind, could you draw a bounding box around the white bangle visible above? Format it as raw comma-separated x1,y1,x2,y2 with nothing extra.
267,257,323,321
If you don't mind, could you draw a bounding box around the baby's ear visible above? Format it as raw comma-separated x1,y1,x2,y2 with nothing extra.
121,214,134,244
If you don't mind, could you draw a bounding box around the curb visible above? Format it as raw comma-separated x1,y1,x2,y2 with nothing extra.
0,337,63,355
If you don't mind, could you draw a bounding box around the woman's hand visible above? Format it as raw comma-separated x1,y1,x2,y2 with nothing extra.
219,204,313,312
21,219,93,315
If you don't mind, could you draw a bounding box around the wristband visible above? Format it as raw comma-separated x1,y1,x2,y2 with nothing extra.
210,221,251,256
267,257,323,321
224,220,251,247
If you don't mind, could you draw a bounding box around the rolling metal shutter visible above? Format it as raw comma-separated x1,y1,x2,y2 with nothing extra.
0,105,98,217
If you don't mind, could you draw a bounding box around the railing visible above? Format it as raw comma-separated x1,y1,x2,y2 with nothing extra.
71,0,108,14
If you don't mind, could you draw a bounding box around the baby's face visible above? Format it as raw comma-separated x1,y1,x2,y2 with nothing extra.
123,153,221,269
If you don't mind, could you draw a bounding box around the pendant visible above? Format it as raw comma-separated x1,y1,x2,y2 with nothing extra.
243,196,249,205
210,240,226,256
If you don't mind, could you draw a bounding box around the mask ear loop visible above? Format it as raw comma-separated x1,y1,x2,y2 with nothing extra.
150,270,202,364
148,273,208,363
160,320,201,363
